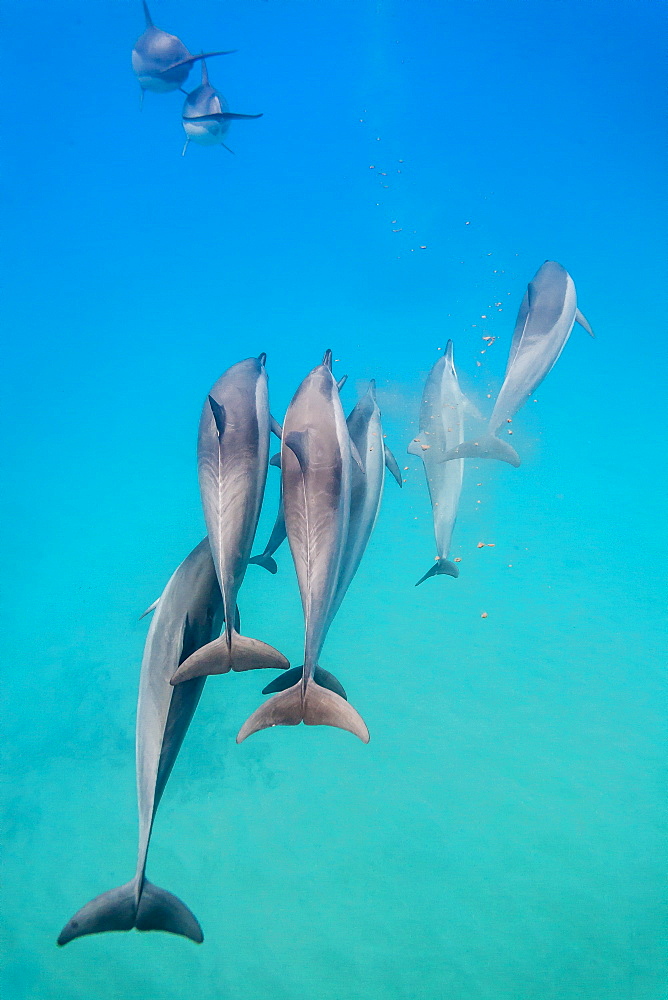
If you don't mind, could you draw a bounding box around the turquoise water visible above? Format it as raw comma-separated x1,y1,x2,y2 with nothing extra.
2,1,666,997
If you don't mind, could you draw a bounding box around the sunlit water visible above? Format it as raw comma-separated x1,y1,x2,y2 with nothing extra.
2,2,665,998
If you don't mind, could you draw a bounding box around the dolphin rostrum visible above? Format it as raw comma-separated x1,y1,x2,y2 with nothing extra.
261,380,402,700
443,261,593,467
171,357,289,685
181,58,263,156
409,342,480,584
58,539,223,946
237,351,369,743
132,2,235,98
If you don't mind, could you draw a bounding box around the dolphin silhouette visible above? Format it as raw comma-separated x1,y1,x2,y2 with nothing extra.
442,261,593,467
57,539,223,946
132,2,235,98
409,342,481,584
170,357,288,685
181,58,263,155
237,351,369,743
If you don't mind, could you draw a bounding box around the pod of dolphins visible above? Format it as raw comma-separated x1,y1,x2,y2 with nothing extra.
57,258,593,946
132,2,262,154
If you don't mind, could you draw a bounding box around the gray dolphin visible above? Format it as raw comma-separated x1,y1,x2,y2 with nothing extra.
249,378,348,575
408,342,481,584
443,261,593,467
58,539,223,946
237,351,369,743
181,58,263,156
171,356,288,685
260,380,401,700
132,2,235,98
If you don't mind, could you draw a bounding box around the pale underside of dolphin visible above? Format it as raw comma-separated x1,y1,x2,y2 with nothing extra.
170,356,288,686
237,351,369,744
442,261,593,467
57,539,223,946
408,341,480,585
132,2,236,98
181,57,263,155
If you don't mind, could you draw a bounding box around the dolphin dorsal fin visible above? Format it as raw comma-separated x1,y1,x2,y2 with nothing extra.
322,349,333,370
208,395,226,437
142,1,153,28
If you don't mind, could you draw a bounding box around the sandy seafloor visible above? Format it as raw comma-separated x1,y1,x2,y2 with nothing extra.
1,1,666,998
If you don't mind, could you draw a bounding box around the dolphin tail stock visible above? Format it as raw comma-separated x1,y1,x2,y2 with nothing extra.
441,434,521,467
236,675,369,744
415,557,459,586
57,877,203,946
248,552,278,574
170,631,288,684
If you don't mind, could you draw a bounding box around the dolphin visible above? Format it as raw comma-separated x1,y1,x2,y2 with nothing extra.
58,539,223,946
171,356,289,685
181,58,263,155
249,378,348,575
132,2,235,98
408,342,480,585
442,261,593,467
260,380,402,700
237,351,369,743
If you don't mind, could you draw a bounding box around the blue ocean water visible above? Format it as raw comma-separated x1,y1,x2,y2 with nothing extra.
1,1,666,997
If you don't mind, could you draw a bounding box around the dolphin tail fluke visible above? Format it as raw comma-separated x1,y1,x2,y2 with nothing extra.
170,632,288,684
57,878,202,946
262,665,347,699
135,880,203,942
441,434,520,467
415,557,459,586
248,553,278,574
236,678,369,744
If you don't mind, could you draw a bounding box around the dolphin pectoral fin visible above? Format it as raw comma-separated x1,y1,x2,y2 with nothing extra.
464,398,485,422
249,552,278,574
576,308,594,337
384,445,403,486
262,666,348,699
170,632,288,684
350,439,365,473
222,112,264,120
270,416,283,438
441,435,520,467
135,880,203,943
181,137,190,157
208,395,226,436
58,880,137,945
222,143,236,155
415,557,459,586
139,598,159,620
336,374,348,391
163,51,237,74
407,435,426,457
284,430,310,472
303,680,368,741
269,452,281,468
